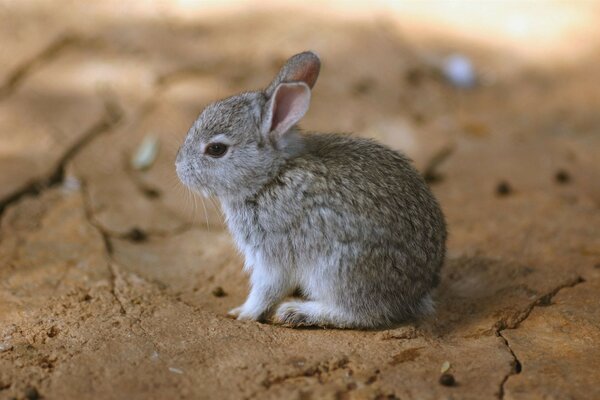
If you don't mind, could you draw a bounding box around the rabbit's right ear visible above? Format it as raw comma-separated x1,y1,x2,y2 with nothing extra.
265,51,321,97
261,82,311,141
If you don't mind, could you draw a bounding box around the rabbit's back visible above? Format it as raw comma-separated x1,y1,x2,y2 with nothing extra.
299,133,445,278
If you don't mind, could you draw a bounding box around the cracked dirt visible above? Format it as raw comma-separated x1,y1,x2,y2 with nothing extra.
1,1,599,399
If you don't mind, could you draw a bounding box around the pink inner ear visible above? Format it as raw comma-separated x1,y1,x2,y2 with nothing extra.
271,84,309,134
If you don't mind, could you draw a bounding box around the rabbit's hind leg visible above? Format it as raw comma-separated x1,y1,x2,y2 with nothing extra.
273,300,353,328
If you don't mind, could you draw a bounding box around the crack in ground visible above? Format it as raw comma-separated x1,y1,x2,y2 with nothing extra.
0,95,123,219
68,85,218,313
80,179,127,315
245,357,352,399
0,33,84,100
79,168,203,370
494,276,585,399
80,180,168,365
73,86,208,241
120,161,196,236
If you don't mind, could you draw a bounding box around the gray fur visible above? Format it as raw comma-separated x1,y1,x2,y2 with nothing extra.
176,51,447,329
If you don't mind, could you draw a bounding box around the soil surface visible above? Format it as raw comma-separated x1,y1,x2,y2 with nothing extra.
1,1,599,399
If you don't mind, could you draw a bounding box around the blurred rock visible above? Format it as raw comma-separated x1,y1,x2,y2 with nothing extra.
443,54,476,88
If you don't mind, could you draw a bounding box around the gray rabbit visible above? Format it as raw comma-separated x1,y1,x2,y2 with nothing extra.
176,51,446,328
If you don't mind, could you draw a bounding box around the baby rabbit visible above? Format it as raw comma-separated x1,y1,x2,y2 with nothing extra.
176,51,446,328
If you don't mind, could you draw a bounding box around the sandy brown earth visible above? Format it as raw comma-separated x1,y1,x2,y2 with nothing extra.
1,1,600,399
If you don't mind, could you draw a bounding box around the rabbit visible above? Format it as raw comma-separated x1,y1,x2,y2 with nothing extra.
176,51,447,329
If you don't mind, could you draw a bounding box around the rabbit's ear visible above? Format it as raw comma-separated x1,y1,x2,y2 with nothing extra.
265,51,320,97
262,82,311,140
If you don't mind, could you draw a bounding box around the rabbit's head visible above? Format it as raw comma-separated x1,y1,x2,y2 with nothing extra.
176,51,320,198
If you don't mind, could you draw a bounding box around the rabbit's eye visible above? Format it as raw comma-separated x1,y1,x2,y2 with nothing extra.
205,143,228,158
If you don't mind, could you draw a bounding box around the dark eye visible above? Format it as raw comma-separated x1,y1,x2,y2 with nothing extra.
205,143,228,158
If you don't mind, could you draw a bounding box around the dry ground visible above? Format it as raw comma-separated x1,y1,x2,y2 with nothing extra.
1,1,599,399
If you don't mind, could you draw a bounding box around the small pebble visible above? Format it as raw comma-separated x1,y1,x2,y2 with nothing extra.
439,373,456,387
131,135,159,171
351,79,374,96
496,181,512,196
412,112,426,125
440,360,451,373
169,367,184,374
212,286,227,297
555,169,571,184
47,326,59,338
443,54,476,88
62,176,81,193
463,120,489,137
126,228,147,242
405,68,425,86
143,187,161,199
0,342,13,353
24,386,40,400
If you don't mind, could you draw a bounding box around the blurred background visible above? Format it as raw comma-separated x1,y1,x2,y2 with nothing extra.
2,0,599,223
1,1,599,399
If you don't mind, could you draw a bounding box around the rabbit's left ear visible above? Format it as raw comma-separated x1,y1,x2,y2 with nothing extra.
261,82,311,140
265,51,320,97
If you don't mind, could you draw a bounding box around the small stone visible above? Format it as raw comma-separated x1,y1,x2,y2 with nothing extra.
440,360,451,373
62,176,81,192
439,373,456,387
405,68,424,86
0,342,13,353
47,326,59,338
442,54,476,88
412,112,426,125
555,169,571,184
496,181,512,196
24,386,40,400
374,395,399,400
126,228,147,242
351,78,374,96
131,135,159,171
211,286,227,297
463,120,489,137
143,187,161,199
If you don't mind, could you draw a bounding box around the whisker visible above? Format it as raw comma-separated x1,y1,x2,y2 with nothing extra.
208,196,224,219
191,188,199,223
200,196,211,231
185,187,196,222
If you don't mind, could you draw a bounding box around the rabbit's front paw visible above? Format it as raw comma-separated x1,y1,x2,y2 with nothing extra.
227,306,243,319
227,305,267,322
